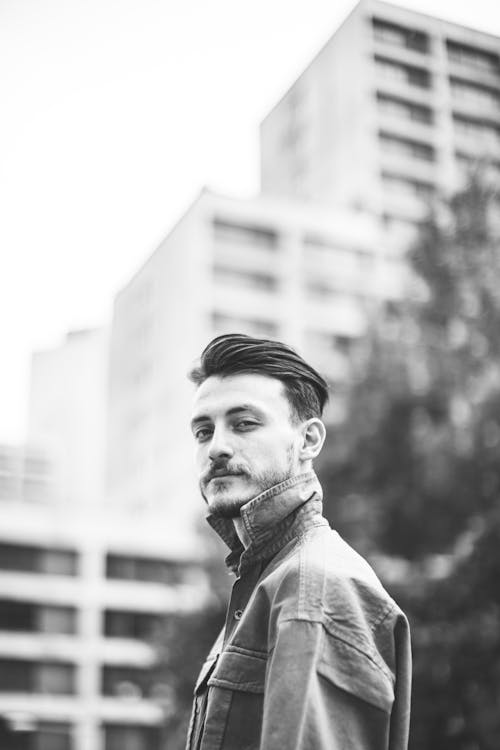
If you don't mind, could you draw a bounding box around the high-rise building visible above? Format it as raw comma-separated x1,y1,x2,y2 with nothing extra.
0,331,207,750
107,188,396,517
0,494,207,750
28,328,109,508
260,0,500,242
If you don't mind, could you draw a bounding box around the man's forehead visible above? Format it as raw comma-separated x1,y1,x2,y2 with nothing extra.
191,373,287,417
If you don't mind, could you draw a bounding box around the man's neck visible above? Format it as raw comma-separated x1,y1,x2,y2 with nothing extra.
230,466,315,549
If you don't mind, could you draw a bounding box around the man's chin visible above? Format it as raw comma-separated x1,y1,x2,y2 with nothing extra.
206,494,247,519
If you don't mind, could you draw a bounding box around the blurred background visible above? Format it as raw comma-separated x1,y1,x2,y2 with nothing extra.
2,0,500,748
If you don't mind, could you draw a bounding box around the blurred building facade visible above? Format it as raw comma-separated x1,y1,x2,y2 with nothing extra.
28,328,109,508
0,496,207,750
0,330,207,750
0,444,56,506
261,0,500,243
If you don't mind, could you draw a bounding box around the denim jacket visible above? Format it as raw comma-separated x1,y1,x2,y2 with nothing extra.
186,472,411,750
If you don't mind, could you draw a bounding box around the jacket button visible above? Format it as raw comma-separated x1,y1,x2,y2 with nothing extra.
234,609,243,620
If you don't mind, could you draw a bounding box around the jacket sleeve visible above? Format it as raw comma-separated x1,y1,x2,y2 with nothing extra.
260,617,401,750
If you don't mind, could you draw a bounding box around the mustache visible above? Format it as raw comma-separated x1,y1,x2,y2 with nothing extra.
201,460,249,487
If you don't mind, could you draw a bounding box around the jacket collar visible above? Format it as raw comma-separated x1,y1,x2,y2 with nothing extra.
206,471,325,574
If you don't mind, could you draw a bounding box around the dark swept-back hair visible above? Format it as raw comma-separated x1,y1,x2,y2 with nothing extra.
189,333,329,421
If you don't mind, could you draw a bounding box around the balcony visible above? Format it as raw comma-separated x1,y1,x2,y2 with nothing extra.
446,39,500,88
450,78,500,120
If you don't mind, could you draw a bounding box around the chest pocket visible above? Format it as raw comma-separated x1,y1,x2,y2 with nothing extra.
194,627,225,695
208,646,267,693
205,647,267,750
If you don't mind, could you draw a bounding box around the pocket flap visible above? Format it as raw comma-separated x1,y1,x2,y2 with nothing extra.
208,647,267,694
194,655,218,695
318,635,394,712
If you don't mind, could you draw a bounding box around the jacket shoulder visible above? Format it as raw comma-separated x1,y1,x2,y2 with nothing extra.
267,526,402,648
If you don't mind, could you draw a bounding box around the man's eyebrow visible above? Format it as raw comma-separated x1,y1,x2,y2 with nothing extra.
190,414,211,430
190,405,261,430
226,405,260,416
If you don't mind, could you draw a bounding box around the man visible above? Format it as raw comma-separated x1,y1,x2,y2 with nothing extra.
186,333,411,750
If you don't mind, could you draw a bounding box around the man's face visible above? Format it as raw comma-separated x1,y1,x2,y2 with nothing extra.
190,373,304,518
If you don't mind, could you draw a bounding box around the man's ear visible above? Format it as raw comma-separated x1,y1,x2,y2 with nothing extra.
299,418,326,461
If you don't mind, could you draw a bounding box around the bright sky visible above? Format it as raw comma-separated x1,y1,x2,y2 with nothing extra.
2,0,500,442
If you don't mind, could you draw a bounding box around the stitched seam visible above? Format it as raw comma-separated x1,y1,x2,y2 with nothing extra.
295,625,323,747
371,600,397,631
238,505,325,574
217,690,232,749
209,677,264,692
225,644,267,659
277,616,393,683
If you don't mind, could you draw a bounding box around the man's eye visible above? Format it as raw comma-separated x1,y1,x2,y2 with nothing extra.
195,428,212,442
235,420,258,430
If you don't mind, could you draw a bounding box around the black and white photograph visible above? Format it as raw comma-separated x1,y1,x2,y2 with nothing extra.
1,1,500,748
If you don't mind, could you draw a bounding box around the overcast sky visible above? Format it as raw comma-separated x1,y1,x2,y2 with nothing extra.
2,0,500,442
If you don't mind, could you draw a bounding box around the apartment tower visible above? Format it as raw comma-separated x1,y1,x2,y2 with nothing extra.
261,0,500,241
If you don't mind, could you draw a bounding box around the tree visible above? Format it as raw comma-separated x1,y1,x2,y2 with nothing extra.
319,176,500,560
317,175,500,749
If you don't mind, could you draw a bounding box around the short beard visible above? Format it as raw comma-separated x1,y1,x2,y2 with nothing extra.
203,444,297,519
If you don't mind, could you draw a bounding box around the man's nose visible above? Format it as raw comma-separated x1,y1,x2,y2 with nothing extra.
208,425,234,461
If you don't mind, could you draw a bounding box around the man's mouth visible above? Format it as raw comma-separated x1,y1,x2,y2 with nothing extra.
204,469,244,487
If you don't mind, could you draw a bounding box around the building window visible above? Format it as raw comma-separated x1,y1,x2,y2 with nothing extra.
0,476,16,501
303,234,337,251
306,331,356,355
105,553,188,585
212,265,278,291
103,725,160,750
101,666,152,699
305,280,338,299
104,610,162,640
375,55,431,89
381,171,435,197
0,720,73,750
379,131,435,161
376,92,433,124
303,235,367,255
372,17,429,53
213,219,278,249
0,660,75,695
211,312,278,338
38,605,77,635
37,723,73,750
0,543,78,576
23,457,51,476
447,40,500,75
450,77,500,109
0,600,77,635
304,281,365,303
22,476,51,503
453,114,500,146
382,213,425,234
37,663,75,695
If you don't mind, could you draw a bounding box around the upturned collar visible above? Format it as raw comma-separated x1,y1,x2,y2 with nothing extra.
206,471,325,575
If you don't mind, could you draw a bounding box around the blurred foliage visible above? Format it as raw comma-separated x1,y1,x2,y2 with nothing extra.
319,176,500,560
394,510,500,750
318,175,500,749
